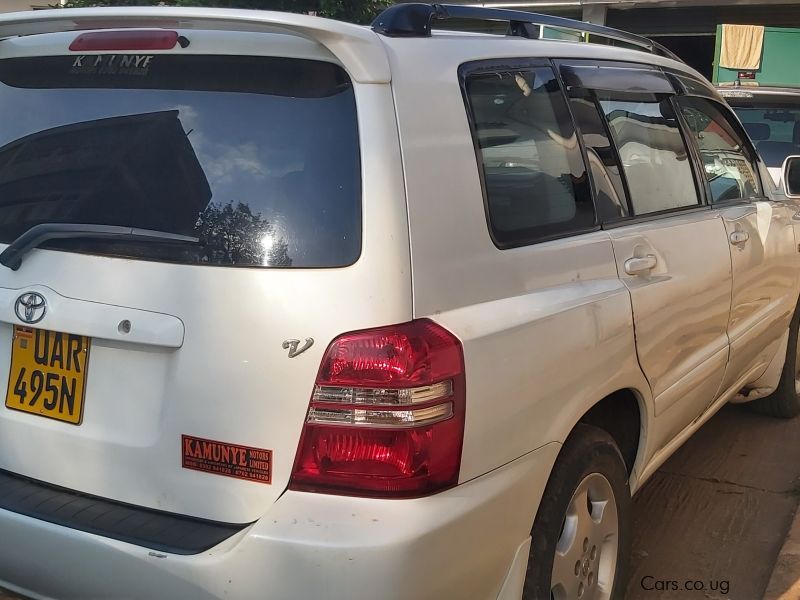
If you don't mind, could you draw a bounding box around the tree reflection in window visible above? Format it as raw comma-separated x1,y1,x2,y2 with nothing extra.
194,202,291,267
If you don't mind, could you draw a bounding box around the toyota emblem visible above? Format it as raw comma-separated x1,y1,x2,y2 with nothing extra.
15,292,46,324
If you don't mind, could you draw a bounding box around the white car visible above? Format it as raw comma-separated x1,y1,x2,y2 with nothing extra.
0,5,799,600
719,86,800,187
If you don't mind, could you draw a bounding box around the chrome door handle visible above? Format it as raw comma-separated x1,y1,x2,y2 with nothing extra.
729,230,749,245
624,254,657,276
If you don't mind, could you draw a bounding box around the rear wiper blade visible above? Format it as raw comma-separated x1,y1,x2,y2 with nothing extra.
0,223,200,271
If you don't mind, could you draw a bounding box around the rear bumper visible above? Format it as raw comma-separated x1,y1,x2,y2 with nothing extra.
0,442,558,600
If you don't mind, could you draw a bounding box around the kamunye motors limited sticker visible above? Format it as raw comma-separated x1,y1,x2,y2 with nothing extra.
70,54,155,76
182,435,273,484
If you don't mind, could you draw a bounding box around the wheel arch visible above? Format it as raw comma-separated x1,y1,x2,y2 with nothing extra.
575,388,647,479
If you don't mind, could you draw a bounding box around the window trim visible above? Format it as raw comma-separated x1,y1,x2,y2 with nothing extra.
674,94,767,206
458,58,600,250
562,85,636,221
672,94,716,208
553,60,607,223
601,203,713,229
663,69,720,101
559,62,674,95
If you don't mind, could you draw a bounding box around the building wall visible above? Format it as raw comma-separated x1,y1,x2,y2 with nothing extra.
0,0,64,13
0,0,35,12
607,4,800,34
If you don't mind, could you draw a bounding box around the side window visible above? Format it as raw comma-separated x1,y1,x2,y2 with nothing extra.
568,94,629,221
676,96,761,203
599,95,701,216
463,66,594,247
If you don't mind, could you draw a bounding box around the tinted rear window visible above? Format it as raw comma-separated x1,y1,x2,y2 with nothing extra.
728,95,800,168
0,55,361,268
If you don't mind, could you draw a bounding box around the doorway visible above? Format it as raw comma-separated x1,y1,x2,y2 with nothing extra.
650,34,716,80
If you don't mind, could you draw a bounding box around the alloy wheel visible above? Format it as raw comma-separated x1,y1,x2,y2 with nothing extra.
550,473,619,600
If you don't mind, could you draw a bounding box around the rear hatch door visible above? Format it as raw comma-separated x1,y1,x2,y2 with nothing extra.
0,29,409,524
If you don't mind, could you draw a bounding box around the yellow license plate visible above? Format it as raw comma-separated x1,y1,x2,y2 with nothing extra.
5,326,90,425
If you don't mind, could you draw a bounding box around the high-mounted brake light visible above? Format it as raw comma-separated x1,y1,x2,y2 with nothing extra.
289,319,466,498
69,30,180,52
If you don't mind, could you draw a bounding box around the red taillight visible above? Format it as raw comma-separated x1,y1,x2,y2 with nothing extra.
69,30,180,52
289,319,466,498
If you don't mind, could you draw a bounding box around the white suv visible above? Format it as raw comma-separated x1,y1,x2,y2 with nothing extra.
0,5,798,600
718,86,800,187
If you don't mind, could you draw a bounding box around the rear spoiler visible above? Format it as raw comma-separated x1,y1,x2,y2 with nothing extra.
0,7,390,84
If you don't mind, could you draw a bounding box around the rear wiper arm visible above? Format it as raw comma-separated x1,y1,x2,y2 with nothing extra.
0,223,200,271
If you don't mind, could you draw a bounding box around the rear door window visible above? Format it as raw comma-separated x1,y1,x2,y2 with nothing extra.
461,64,595,247
0,55,361,268
598,95,700,215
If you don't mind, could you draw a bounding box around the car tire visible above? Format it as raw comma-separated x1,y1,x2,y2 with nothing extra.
749,302,800,419
524,424,631,600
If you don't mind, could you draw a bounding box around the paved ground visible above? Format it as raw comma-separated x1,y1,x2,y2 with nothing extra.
764,504,800,599
625,404,800,600
2,405,798,600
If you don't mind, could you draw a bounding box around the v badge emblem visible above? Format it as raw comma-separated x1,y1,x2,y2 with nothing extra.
282,338,314,358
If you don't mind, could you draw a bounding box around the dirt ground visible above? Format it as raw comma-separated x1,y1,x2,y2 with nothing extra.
2,405,799,600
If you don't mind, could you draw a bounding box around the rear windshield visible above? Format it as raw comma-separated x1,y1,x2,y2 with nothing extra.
0,55,361,268
729,95,800,168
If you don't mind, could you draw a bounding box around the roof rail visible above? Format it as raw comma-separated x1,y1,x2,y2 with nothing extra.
371,3,682,62
0,6,390,83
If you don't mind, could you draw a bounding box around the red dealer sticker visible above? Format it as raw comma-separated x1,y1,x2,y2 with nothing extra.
182,435,272,484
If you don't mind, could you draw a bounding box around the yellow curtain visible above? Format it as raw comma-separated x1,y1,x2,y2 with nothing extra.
720,24,765,70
